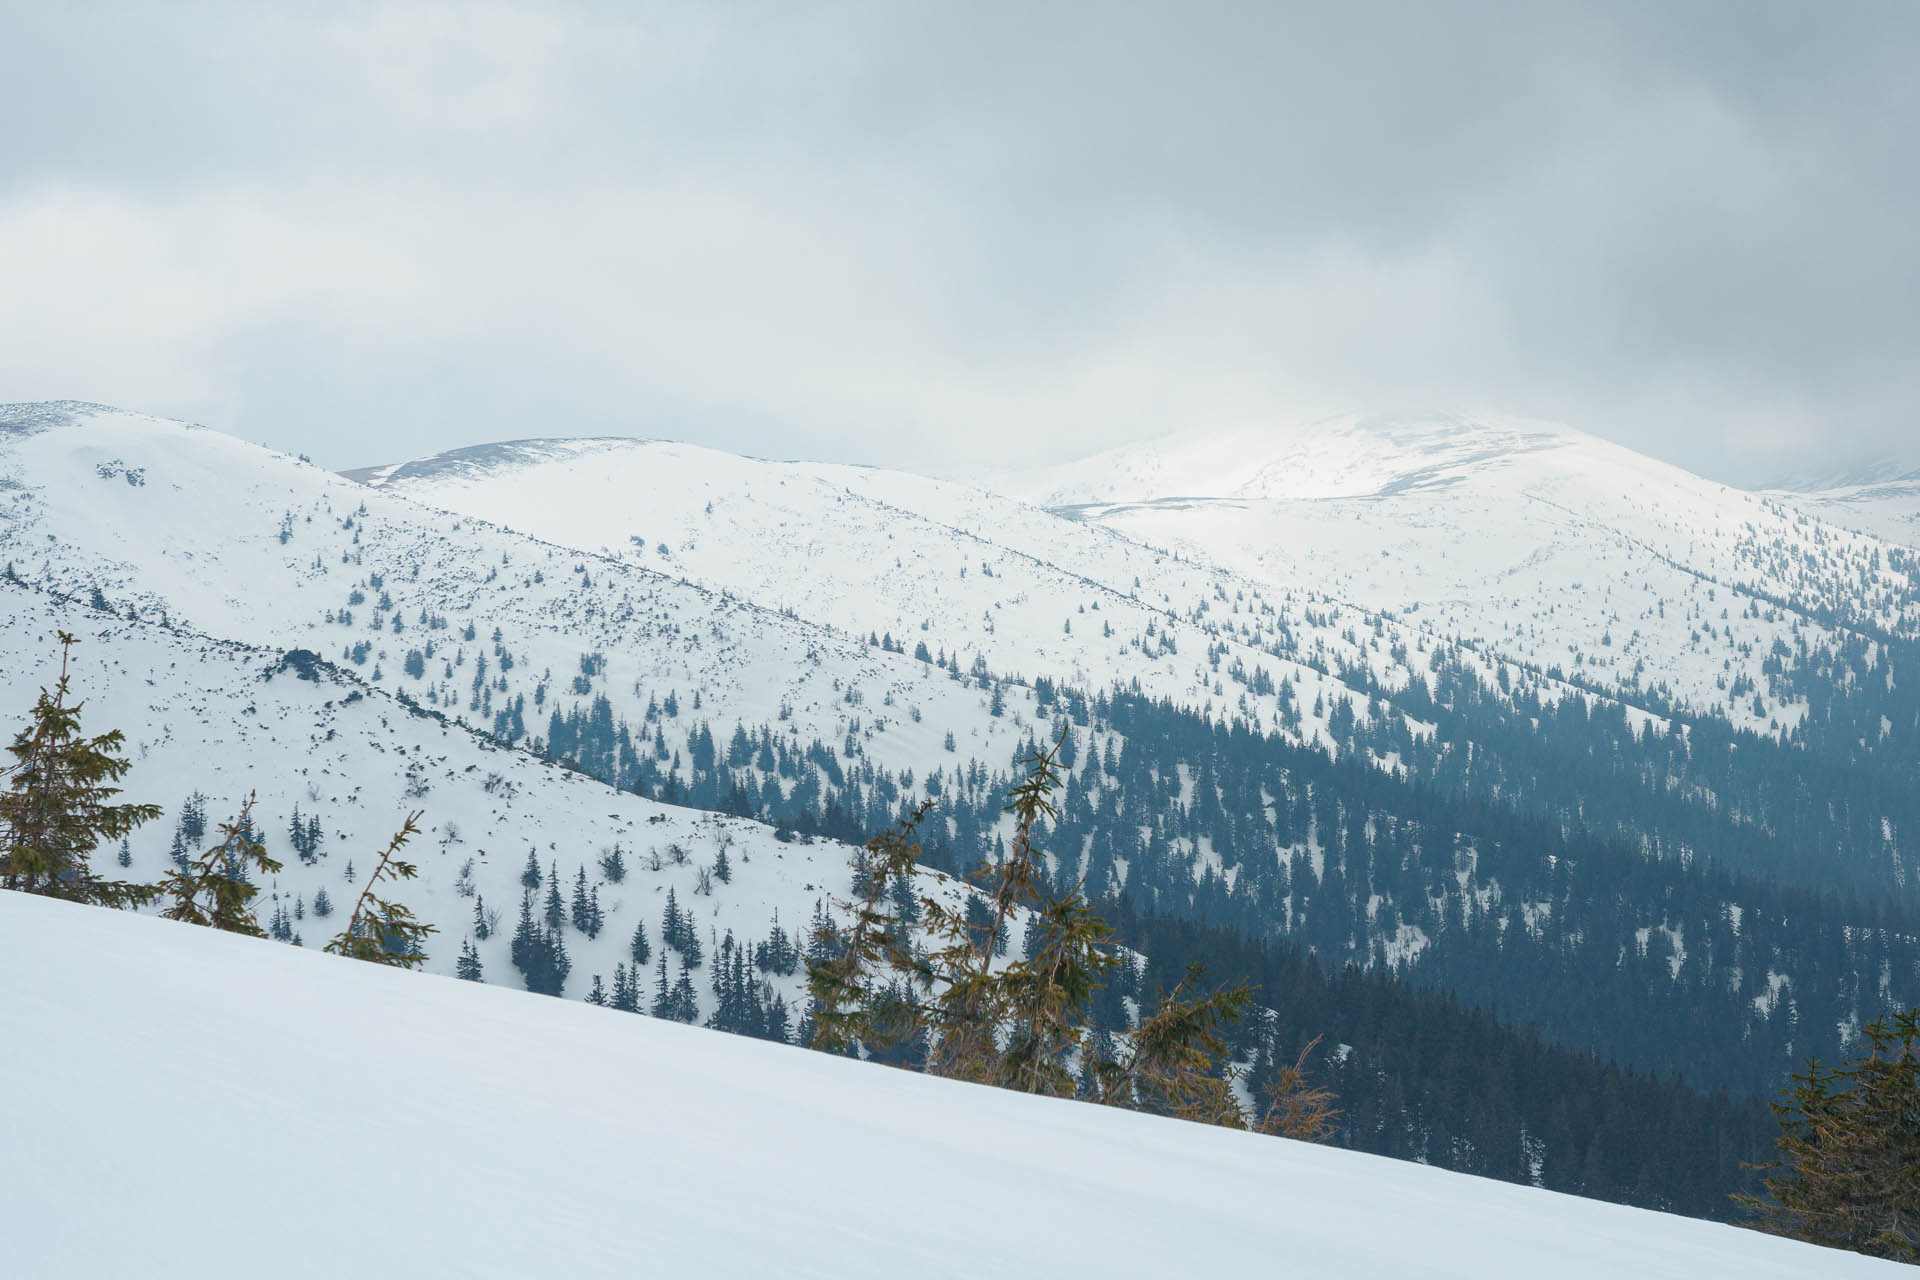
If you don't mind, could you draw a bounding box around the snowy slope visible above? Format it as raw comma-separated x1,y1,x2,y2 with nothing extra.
986,411,1920,726
356,433,1420,747
0,402,1046,788
1774,470,1920,548
0,581,869,1023
2,889,1898,1280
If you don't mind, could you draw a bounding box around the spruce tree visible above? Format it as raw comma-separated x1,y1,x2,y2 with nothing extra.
1740,1008,1920,1261
629,915,651,966
456,936,484,981
544,861,564,931
807,733,1258,1117
570,865,591,933
323,812,436,968
155,792,284,935
0,633,161,908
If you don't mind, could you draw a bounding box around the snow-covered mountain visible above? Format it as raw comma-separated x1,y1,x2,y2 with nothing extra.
8,397,1920,1233
984,411,1920,722
1769,468,1920,548
6,888,1901,1280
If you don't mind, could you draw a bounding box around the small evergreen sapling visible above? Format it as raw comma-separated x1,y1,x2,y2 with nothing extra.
155,792,285,936
323,812,436,968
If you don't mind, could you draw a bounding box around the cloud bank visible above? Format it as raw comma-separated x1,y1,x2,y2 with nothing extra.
3,2,1915,483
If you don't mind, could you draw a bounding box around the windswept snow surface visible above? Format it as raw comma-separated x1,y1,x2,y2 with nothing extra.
0,891,1899,1280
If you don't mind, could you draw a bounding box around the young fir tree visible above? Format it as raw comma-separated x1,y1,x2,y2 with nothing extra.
323,812,436,968
807,734,1259,1119
155,792,284,936
472,892,491,941
629,915,651,967
543,862,565,931
1738,1008,1920,1261
0,633,161,908
456,936,484,981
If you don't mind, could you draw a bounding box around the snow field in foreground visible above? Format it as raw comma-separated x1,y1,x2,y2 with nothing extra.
0,892,1900,1279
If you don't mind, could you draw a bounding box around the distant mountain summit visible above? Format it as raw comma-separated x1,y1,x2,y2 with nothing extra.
988,412,1612,509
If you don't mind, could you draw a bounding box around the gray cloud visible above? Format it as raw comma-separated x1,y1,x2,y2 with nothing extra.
2,1,1915,484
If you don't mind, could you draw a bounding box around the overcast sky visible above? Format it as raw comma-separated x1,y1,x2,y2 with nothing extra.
2,2,1915,484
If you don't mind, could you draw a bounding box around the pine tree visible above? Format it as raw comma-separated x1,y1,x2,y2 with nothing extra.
630,915,651,967
521,849,542,890
155,792,285,935
652,952,672,1016
544,861,564,931
1740,1008,1920,1261
456,936,484,981
472,892,491,941
0,633,162,908
571,865,592,933
312,885,333,917
586,974,607,1006
510,889,539,976
611,961,639,1013
323,812,436,968
713,844,732,884
807,732,1260,1118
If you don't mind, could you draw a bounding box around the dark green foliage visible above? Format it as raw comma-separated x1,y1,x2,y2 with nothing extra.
598,844,627,883
0,633,161,909
287,805,323,864
312,885,333,918
543,862,564,931
569,865,604,937
155,792,285,935
521,850,541,890
1739,1008,1920,1261
809,736,1259,1119
1112,904,1774,1219
629,915,651,967
662,886,702,967
651,953,697,1022
323,812,436,968
610,962,641,1012
456,936,484,982
509,887,571,996
472,892,491,941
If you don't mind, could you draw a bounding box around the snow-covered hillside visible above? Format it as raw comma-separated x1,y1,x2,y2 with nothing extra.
985,411,1920,727
3,889,1898,1280
0,583,857,1025
1773,469,1920,548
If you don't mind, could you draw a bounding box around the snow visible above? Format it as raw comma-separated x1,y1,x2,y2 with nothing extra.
1,889,1899,1279
984,410,1920,733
